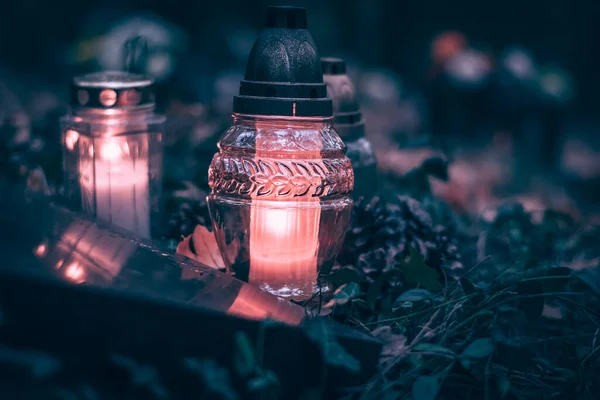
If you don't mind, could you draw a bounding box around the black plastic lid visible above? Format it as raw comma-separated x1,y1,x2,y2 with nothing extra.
266,5,307,28
71,37,155,111
70,71,156,110
233,6,332,118
321,57,364,139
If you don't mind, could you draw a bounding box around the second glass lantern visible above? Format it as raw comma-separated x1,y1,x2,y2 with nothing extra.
321,57,378,199
207,6,354,300
61,71,164,240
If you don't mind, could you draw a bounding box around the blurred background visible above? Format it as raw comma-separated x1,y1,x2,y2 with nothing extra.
2,0,600,226
1,0,599,108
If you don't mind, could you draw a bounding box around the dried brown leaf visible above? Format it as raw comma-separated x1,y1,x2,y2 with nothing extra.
176,225,225,270
562,139,600,179
542,304,564,320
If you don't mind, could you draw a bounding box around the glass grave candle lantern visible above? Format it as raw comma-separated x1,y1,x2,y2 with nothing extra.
207,6,354,300
321,57,378,199
61,71,164,240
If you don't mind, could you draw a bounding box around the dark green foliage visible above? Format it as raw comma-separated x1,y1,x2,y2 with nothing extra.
322,166,600,399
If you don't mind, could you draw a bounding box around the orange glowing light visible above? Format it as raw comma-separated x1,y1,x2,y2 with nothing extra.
247,122,321,298
34,244,47,257
64,262,85,283
65,130,79,151
100,140,123,161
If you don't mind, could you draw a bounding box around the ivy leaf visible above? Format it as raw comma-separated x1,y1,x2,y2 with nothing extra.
395,288,432,303
460,277,477,296
248,370,279,392
413,343,455,357
517,280,544,319
233,332,257,378
332,282,362,305
367,271,397,310
496,372,511,397
304,318,361,373
176,225,226,270
399,247,443,291
184,358,239,400
0,346,62,379
109,354,168,399
461,338,494,359
411,375,440,400
328,267,365,286
575,268,600,299
460,277,486,304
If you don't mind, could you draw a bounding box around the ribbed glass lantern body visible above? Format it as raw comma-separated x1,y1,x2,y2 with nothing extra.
207,115,354,300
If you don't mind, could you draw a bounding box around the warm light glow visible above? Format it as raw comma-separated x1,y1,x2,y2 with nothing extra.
248,123,322,298
62,73,164,243
65,130,79,151
249,204,320,297
100,140,123,161
78,133,151,238
55,259,64,269
34,244,47,257
432,31,467,65
262,209,293,237
55,221,137,281
64,262,85,283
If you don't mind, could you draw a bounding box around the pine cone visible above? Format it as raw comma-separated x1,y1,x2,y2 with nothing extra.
339,196,389,264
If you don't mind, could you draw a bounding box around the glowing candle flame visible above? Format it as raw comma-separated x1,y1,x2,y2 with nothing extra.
61,70,164,240
100,140,123,161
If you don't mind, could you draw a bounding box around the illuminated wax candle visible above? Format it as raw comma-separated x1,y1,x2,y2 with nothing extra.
246,119,324,297
61,71,164,239
207,6,354,301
